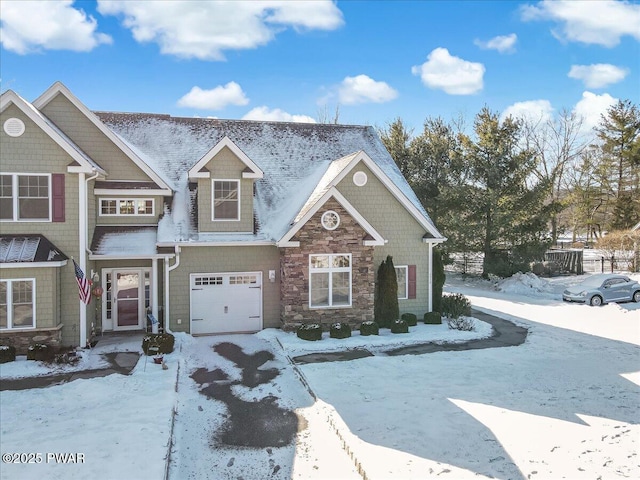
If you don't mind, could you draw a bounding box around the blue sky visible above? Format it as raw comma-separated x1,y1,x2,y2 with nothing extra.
1,1,639,134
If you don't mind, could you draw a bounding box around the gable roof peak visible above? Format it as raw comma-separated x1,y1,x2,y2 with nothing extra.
188,135,264,180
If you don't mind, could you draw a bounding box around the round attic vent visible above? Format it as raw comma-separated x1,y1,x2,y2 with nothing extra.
321,210,340,231
3,118,25,137
353,171,368,187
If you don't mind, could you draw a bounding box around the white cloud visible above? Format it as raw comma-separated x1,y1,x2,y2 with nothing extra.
0,0,112,54
411,48,485,95
573,91,617,133
568,64,629,89
97,0,343,60
337,75,398,105
521,0,640,47
501,99,555,123
474,33,517,53
177,82,249,110
242,106,316,123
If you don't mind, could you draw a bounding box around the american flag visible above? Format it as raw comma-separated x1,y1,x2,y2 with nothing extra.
73,259,92,305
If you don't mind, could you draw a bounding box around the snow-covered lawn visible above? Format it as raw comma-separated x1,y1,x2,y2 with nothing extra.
0,272,638,479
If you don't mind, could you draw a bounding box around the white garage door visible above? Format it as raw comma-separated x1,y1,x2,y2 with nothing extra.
190,272,262,335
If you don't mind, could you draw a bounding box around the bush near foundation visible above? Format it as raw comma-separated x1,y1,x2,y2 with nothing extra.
142,333,175,355
441,294,472,320
447,316,476,331
330,322,352,339
424,312,442,324
391,319,409,334
27,343,54,361
296,323,322,341
359,321,379,336
0,345,16,364
401,313,418,326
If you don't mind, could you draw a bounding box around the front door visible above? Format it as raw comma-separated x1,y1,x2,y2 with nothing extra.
114,270,143,330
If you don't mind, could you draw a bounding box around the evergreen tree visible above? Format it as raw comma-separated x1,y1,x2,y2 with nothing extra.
373,256,399,328
596,100,640,230
464,108,550,277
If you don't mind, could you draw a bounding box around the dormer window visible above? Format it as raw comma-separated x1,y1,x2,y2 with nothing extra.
212,180,239,221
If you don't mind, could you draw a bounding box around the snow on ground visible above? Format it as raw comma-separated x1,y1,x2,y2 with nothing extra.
1,272,638,479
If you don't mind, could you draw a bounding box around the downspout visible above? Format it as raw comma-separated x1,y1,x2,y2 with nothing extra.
79,170,99,347
428,242,433,312
163,245,181,334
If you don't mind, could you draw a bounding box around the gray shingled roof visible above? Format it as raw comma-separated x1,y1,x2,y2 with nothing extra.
0,235,68,263
96,113,439,242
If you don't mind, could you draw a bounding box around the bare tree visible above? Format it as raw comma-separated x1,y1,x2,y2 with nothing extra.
316,103,341,124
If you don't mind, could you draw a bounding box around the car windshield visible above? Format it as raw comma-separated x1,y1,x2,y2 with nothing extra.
580,276,624,287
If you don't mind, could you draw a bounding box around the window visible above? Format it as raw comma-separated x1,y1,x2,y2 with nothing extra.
99,198,154,216
0,279,35,329
309,254,351,308
213,180,239,220
395,266,408,300
321,210,340,230
0,174,50,221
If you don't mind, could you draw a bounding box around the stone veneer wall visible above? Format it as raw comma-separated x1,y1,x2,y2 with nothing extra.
280,198,375,330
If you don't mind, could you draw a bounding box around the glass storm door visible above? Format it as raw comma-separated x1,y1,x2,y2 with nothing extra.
115,271,141,329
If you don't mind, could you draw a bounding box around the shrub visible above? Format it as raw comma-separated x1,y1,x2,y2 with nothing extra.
330,322,352,339
27,343,54,361
359,321,379,336
374,256,399,328
401,313,417,326
391,319,409,334
0,345,16,364
441,294,471,320
142,333,175,355
447,316,475,331
296,323,322,341
424,311,442,324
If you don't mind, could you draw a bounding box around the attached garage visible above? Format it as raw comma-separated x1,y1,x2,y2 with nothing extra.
189,272,263,335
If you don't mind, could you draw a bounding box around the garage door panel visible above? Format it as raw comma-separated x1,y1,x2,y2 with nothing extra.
190,272,262,335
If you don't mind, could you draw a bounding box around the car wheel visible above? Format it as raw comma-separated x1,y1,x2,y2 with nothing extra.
590,295,603,306
633,291,640,303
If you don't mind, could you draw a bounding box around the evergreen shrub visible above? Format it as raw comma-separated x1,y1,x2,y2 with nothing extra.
0,345,16,364
390,319,409,334
330,322,352,339
27,343,54,361
441,294,471,319
433,248,446,312
296,324,322,341
424,312,442,324
142,333,175,355
401,313,417,326
359,321,379,336
374,256,399,328
447,316,475,331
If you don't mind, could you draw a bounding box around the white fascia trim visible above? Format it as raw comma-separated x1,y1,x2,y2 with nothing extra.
277,187,386,247
32,82,172,191
1,90,105,175
157,241,275,247
0,261,68,268
333,151,444,240
94,188,172,196
89,254,174,261
422,237,447,244
188,136,264,180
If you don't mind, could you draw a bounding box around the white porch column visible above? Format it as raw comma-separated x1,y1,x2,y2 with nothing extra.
428,242,433,312
151,258,159,333
78,173,87,347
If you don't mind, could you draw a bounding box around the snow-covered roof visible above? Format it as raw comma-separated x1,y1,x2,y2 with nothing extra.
90,226,159,256
96,113,441,243
0,235,68,263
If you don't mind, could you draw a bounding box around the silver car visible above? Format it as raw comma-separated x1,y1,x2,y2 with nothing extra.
563,274,640,306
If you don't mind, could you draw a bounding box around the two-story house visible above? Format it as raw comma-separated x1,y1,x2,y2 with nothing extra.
0,82,445,352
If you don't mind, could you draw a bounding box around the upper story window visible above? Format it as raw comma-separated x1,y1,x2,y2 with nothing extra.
212,180,239,221
0,279,35,330
99,198,154,216
0,174,50,221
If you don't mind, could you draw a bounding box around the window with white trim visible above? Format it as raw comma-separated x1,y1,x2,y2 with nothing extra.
99,198,154,216
0,174,50,221
309,254,352,308
212,180,239,220
0,279,35,329
395,266,408,300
